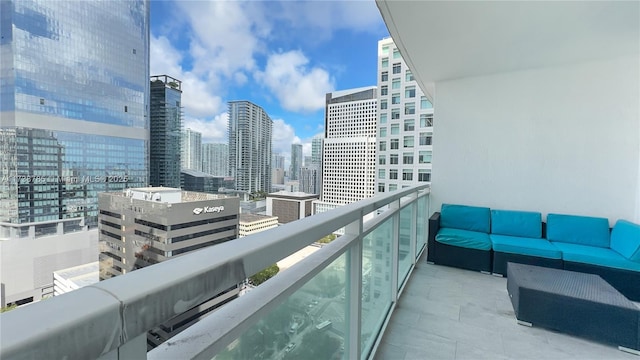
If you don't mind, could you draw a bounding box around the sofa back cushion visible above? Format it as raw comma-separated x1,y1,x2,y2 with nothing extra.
546,213,610,248
610,220,640,261
440,204,491,233
491,210,542,238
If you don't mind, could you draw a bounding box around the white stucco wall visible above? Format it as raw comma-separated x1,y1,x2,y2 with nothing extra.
431,55,640,224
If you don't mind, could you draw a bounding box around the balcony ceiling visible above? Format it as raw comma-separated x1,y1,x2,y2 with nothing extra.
377,1,640,97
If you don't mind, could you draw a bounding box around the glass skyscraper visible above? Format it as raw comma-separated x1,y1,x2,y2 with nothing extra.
0,0,150,227
150,75,182,188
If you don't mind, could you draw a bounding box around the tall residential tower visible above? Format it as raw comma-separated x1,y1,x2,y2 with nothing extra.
290,143,303,181
376,38,434,193
228,101,272,194
181,128,202,172
150,75,182,188
202,143,228,177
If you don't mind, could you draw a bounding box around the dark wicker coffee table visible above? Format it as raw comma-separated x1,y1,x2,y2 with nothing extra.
506,262,640,354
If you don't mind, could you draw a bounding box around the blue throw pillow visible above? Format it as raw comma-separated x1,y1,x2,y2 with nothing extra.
440,204,491,233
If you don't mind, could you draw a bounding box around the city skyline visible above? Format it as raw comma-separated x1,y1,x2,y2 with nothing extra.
150,1,389,159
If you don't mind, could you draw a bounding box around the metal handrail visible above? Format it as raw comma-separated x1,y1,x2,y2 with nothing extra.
0,185,429,360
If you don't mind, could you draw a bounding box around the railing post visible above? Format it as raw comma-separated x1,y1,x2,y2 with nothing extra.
345,217,362,360
409,192,418,267
390,199,400,301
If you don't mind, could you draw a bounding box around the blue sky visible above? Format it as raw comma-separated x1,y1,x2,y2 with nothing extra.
150,0,389,158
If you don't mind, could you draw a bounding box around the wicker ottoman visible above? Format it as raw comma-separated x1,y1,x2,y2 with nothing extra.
507,262,640,353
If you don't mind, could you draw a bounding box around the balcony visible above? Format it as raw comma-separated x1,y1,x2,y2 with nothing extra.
1,185,637,360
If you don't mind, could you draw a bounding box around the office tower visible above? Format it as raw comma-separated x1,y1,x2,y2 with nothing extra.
98,187,240,347
376,38,434,193
314,87,377,214
304,156,312,167
202,143,228,176
150,75,182,188
300,165,321,195
272,168,285,186
0,0,149,307
181,128,202,171
228,101,272,194
180,169,234,193
290,144,303,181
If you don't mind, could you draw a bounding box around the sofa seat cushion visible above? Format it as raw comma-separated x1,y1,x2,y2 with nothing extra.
552,242,640,272
436,228,491,251
440,204,491,233
491,210,542,238
491,234,561,259
610,220,640,261
546,214,610,248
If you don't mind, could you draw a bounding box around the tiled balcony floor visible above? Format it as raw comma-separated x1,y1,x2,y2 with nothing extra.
375,257,639,360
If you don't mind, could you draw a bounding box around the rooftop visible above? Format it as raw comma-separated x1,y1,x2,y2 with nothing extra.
239,213,278,223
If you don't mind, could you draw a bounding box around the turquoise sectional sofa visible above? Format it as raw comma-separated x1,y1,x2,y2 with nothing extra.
427,204,640,301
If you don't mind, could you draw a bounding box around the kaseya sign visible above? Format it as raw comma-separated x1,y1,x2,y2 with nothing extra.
193,206,225,215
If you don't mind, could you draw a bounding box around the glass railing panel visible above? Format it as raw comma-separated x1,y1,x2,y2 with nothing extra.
360,217,394,358
214,253,347,360
416,195,427,258
397,205,413,289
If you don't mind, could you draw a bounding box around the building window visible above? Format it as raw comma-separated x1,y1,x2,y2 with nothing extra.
393,49,401,59
421,96,432,109
382,45,389,55
390,154,399,164
419,132,433,146
378,169,385,179
406,70,414,82
381,85,388,96
389,184,398,191
380,113,387,124
391,93,400,104
418,169,431,182
379,155,386,165
420,114,433,127
392,63,401,74
379,141,387,151
405,86,416,98
390,124,399,135
378,183,385,192
404,136,414,148
379,127,387,137
419,151,432,164
380,100,388,110
124,105,128,112
392,78,401,89
402,169,413,181
381,71,388,82
404,119,414,131
382,58,389,68
390,139,399,150
391,109,400,119
403,153,414,164
405,102,415,115
39,98,45,105
389,169,398,180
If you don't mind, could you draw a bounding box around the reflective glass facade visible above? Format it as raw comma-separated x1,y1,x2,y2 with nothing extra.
150,75,182,188
0,0,150,226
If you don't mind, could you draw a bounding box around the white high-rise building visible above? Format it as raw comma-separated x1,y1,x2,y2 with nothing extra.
181,128,202,171
228,101,272,194
376,38,434,193
300,165,321,195
202,143,228,176
314,87,377,214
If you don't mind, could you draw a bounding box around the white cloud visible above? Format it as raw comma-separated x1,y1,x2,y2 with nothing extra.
150,35,223,118
255,51,335,113
184,112,229,144
272,119,302,156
